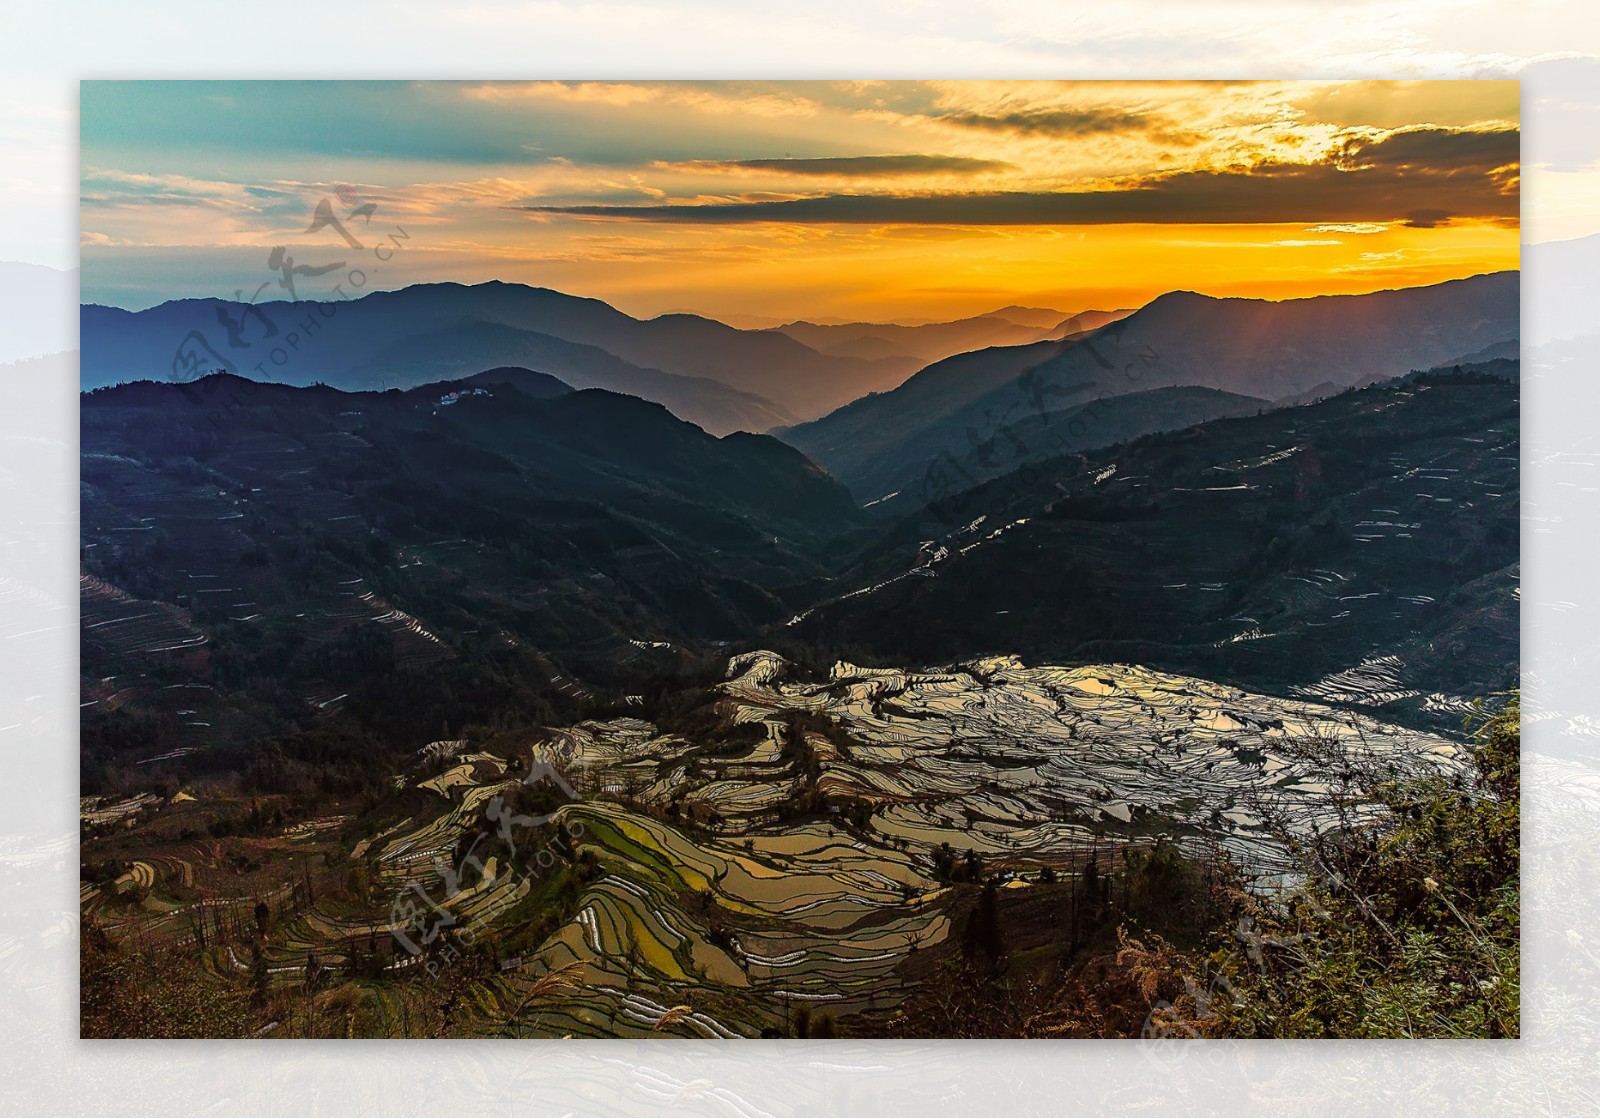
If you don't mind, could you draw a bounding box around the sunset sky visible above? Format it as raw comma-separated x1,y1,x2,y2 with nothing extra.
80,79,1519,324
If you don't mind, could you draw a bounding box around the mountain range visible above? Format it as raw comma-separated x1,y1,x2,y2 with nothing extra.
76,258,1525,1044
781,271,1519,508
78,267,1522,754
772,306,1131,366
81,271,1517,479
80,370,869,762
80,281,923,432
780,368,1518,728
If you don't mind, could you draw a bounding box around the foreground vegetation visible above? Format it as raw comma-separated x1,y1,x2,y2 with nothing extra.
1198,693,1520,1038
1007,694,1520,1040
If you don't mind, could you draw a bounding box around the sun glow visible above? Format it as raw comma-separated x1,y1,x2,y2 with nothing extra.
81,79,1518,321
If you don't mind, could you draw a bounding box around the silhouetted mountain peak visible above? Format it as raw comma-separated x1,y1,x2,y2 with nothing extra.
466,366,575,399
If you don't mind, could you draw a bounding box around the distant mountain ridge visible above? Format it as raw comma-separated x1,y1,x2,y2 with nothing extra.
782,271,1519,504
773,307,1132,367
347,319,795,433
80,281,914,432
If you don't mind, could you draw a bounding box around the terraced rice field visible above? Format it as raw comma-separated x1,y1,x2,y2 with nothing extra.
84,647,1464,1037
713,651,1460,869
214,650,1455,1036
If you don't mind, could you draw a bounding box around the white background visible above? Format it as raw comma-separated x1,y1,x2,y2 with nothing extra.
2,2,1597,1114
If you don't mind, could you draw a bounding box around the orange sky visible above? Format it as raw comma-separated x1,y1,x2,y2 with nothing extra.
81,80,1520,322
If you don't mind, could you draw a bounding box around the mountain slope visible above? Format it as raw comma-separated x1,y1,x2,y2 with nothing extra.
836,384,1268,515
783,272,1519,502
774,337,1075,492
774,307,1131,368
911,386,1267,510
80,372,867,762
81,281,908,428
348,320,796,433
462,365,573,399
780,373,1518,730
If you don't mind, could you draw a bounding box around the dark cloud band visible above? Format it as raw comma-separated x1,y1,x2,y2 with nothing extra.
660,154,1014,176
519,128,1519,227
934,107,1161,136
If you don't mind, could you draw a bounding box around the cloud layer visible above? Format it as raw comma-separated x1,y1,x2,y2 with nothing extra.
80,80,1521,321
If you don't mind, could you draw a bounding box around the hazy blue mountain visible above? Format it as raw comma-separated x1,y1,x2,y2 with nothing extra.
773,307,1131,368
772,337,1075,496
464,365,581,399
80,281,909,429
1442,338,1520,364
782,272,1519,503
347,320,796,433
